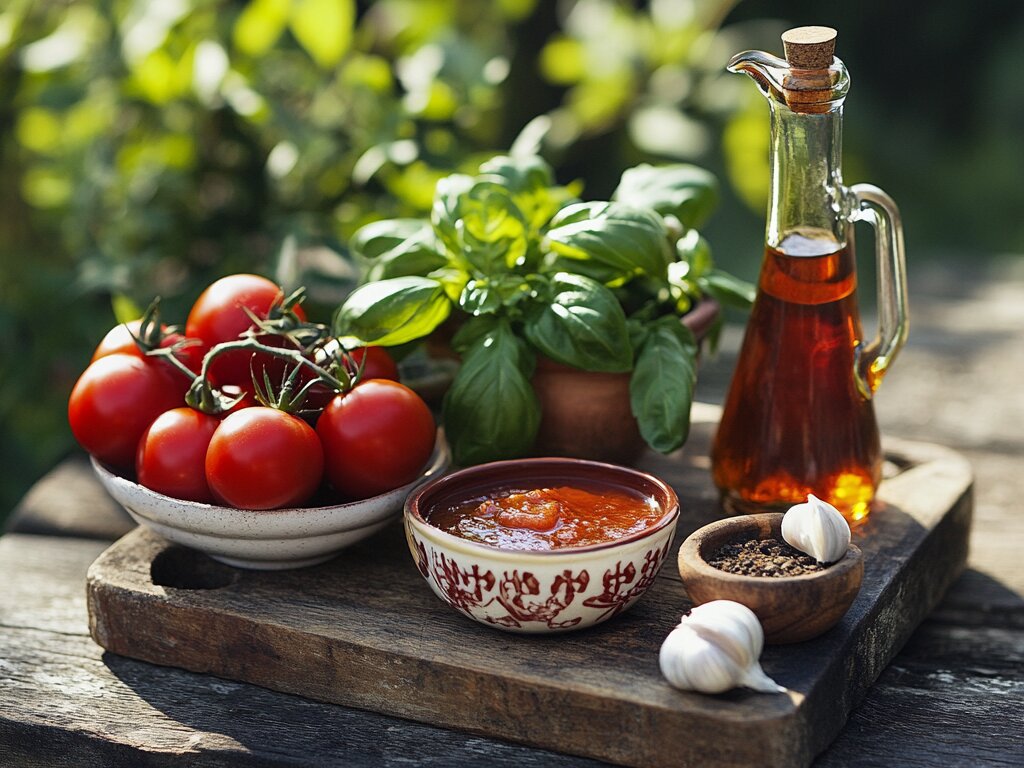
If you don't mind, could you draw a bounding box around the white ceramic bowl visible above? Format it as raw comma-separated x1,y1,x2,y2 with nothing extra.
92,437,449,570
404,458,679,633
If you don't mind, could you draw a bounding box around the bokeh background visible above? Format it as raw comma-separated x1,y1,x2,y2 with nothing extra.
3,0,1023,519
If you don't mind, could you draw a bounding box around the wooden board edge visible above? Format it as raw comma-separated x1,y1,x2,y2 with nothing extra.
86,544,807,768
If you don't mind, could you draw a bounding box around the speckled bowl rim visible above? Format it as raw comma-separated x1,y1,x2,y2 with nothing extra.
91,431,450,537
405,457,679,561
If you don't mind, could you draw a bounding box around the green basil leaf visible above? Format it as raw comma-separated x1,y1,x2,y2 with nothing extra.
457,181,528,274
613,164,719,230
443,319,540,465
350,219,428,260
431,173,475,257
524,272,632,372
698,269,756,309
333,276,451,346
545,202,671,285
365,230,448,282
459,279,503,316
478,154,567,232
479,154,554,195
675,229,713,278
450,314,500,356
630,316,698,453
459,275,532,316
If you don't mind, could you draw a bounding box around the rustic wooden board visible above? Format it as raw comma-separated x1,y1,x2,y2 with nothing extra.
85,407,973,768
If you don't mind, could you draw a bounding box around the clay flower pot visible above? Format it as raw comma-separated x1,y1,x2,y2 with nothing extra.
530,298,720,464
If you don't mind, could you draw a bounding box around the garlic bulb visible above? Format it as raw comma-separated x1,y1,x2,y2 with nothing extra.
781,494,851,564
659,600,785,694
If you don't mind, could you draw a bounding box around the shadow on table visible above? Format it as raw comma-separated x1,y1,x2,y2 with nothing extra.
933,567,1024,629
101,649,604,767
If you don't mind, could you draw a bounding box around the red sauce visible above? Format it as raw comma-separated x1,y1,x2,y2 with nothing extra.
425,484,663,551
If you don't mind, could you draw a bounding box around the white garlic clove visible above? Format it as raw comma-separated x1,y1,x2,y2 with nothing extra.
659,600,785,695
685,599,764,668
781,494,851,564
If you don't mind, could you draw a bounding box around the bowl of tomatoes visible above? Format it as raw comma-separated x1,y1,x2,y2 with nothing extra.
70,273,449,569
93,435,448,570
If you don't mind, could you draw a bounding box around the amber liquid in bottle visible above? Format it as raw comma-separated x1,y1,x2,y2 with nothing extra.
711,230,881,521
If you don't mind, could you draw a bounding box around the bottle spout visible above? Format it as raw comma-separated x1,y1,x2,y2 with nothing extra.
726,50,791,103
728,27,850,113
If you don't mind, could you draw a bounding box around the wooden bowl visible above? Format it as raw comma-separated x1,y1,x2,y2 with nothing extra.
677,513,863,644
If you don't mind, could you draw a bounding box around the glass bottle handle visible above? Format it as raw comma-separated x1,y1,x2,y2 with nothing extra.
847,183,909,399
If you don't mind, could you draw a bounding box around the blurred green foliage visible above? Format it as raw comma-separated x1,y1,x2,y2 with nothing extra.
2,0,1022,520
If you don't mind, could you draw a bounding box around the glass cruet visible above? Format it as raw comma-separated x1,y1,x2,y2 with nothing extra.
710,27,909,522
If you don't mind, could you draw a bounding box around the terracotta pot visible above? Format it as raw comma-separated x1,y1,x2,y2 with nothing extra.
530,298,720,464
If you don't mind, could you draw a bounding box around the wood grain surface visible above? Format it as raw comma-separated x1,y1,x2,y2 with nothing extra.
83,413,973,768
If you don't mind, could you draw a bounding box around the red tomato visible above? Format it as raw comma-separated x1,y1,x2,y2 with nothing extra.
136,408,220,502
317,379,435,500
185,274,305,389
298,346,400,416
345,347,399,383
205,408,323,509
92,320,206,390
68,354,185,468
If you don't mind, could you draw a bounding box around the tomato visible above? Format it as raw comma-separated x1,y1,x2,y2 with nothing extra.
317,379,435,500
345,347,399,383
68,354,185,468
92,320,206,390
91,320,148,361
205,407,323,509
185,274,305,389
297,345,399,416
136,408,220,502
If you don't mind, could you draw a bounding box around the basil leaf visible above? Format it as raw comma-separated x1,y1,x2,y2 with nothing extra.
479,154,567,232
367,235,447,283
431,173,475,258
524,272,633,372
443,319,540,465
457,181,528,274
698,269,756,309
613,164,719,230
432,176,529,276
675,229,712,278
459,275,532,316
630,316,698,453
333,276,451,346
350,219,428,260
450,314,501,356
545,202,671,285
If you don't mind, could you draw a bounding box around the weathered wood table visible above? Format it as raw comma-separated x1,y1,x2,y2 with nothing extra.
2,260,1023,766
0,423,1015,765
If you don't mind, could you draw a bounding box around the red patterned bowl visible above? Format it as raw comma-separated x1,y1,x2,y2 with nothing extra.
404,458,679,633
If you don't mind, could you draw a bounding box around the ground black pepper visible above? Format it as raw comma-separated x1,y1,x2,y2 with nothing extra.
708,537,827,577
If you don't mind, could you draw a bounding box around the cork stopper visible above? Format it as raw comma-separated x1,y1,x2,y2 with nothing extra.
781,26,837,69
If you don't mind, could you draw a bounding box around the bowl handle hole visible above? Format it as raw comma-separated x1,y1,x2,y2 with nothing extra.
151,546,239,590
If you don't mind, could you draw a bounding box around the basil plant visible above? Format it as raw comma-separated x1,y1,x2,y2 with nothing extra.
334,155,753,466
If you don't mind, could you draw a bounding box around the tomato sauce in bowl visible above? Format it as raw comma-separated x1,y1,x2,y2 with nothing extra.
425,483,664,551
404,458,679,632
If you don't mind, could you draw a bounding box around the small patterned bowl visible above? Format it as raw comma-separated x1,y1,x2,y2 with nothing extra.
92,437,449,570
404,458,679,633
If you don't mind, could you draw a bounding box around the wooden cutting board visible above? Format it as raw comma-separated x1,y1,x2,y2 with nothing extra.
86,405,973,768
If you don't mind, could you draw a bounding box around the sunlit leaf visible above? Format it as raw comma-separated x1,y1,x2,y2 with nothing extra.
613,163,718,229
233,0,290,57
723,96,771,214
22,167,72,209
540,36,585,85
15,108,62,154
290,0,354,68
